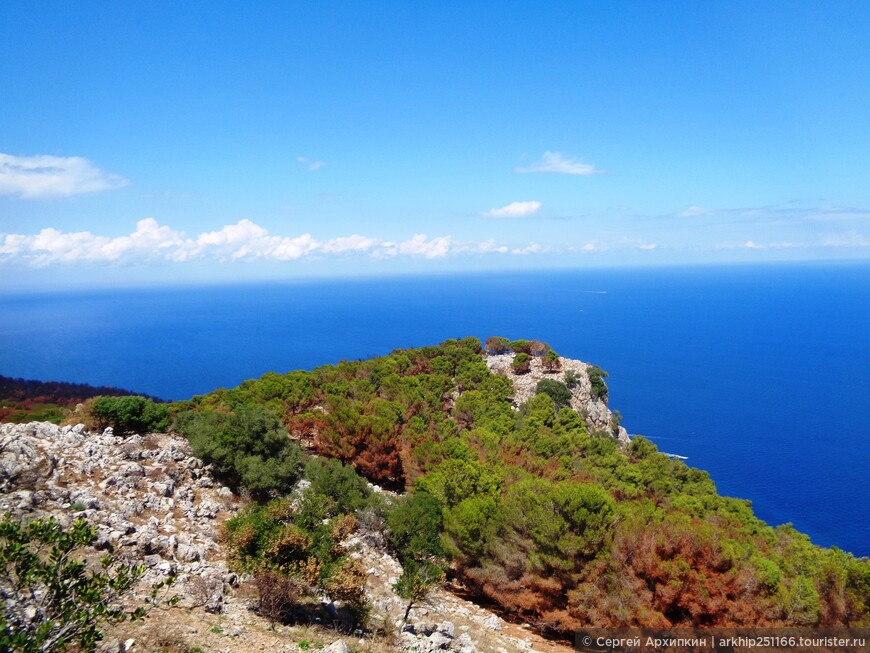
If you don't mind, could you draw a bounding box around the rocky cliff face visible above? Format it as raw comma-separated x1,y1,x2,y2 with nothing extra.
484,353,630,446
0,422,571,653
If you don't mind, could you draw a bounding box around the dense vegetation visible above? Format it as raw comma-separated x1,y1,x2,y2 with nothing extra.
166,337,870,634
0,375,159,424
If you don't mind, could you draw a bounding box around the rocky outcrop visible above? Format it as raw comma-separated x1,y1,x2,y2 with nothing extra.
0,421,239,611
485,353,630,446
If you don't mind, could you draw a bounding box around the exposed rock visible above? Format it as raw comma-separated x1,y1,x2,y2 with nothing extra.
0,422,240,609
485,353,631,445
322,640,349,653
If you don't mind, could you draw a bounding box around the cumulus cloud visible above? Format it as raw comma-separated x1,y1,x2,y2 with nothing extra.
0,218,186,266
381,234,452,259
484,201,541,218
515,151,601,176
1,220,543,266
477,239,509,254
186,220,319,261
296,156,325,171
321,235,379,253
0,153,128,198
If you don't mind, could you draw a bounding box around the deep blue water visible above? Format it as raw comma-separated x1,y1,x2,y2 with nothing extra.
1,262,868,556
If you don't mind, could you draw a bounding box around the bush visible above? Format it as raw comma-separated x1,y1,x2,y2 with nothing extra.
255,569,302,625
563,369,581,387
587,365,609,399
304,457,373,517
511,353,531,374
536,379,572,409
0,513,174,653
485,336,512,354
86,395,169,435
386,491,444,561
542,349,561,371
394,559,446,624
222,499,369,623
528,340,549,356
174,404,304,498
510,339,531,354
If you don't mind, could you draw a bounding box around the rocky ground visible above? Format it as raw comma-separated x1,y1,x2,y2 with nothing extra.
0,421,574,653
484,353,630,446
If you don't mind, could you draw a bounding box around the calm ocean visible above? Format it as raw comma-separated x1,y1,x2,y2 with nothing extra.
1,262,868,556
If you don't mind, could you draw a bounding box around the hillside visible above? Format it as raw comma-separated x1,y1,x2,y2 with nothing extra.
3,336,869,652
1,421,554,653
172,337,870,633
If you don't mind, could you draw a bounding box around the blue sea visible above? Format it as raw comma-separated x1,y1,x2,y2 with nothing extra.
1,262,868,556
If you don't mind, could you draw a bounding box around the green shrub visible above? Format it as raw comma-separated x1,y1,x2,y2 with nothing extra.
510,339,531,354
386,491,444,561
174,404,304,498
222,499,368,623
484,336,512,354
0,513,175,653
542,349,561,370
535,379,572,409
87,395,169,435
304,457,373,517
511,353,531,374
587,365,609,399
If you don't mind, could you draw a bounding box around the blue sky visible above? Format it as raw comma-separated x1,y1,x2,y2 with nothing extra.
2,1,870,288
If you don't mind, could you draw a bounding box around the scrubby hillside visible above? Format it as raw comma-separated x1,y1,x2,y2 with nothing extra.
171,337,870,634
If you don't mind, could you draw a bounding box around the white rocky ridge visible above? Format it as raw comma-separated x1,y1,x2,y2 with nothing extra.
484,352,630,446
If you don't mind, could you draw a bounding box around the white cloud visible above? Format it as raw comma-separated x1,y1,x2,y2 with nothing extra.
1,220,541,266
297,156,325,171
1,218,186,266
743,240,763,249
515,151,601,176
511,243,544,255
484,201,541,218
477,239,509,254
0,153,128,198
100,218,186,261
396,234,452,259
193,220,323,261
0,218,558,266
322,235,379,253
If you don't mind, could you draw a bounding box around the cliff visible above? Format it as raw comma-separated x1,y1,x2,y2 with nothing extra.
484,352,630,446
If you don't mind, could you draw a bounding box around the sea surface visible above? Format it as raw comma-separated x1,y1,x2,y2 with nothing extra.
1,262,868,556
